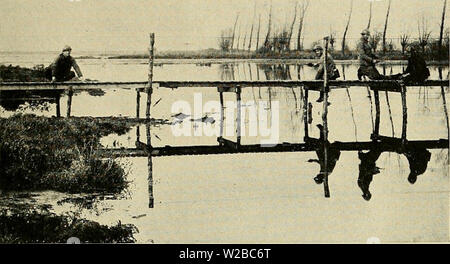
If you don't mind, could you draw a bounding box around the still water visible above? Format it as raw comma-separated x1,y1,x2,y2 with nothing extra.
1,56,449,243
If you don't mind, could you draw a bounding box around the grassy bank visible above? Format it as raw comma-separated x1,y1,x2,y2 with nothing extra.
0,114,132,193
0,205,137,243
0,64,48,82
106,48,449,64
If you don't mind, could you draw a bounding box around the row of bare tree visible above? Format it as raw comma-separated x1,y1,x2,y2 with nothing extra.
219,0,448,60
219,0,310,53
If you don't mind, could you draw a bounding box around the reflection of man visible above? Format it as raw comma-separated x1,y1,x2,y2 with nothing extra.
403,147,431,184
45,45,83,82
357,144,432,201
357,149,382,201
307,125,341,184
307,45,339,102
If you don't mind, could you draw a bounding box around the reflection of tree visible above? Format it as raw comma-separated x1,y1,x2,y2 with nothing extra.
220,63,297,81
258,64,292,80
219,63,235,81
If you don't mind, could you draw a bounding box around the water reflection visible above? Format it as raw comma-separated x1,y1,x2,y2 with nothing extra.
1,62,448,206
306,124,341,185
0,90,61,113
128,82,449,206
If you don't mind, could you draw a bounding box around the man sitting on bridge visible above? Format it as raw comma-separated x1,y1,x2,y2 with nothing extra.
44,45,84,82
401,44,430,84
307,44,340,102
357,29,430,83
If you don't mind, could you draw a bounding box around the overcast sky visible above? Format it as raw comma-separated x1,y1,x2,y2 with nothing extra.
0,0,447,53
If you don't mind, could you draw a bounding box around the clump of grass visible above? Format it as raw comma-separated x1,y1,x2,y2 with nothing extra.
0,114,132,193
0,206,137,243
0,64,48,82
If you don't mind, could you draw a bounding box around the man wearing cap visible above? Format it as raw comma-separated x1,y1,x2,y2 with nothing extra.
402,43,430,83
356,29,383,80
307,44,340,102
44,45,83,82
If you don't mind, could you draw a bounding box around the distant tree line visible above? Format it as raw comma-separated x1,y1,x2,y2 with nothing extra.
217,0,448,61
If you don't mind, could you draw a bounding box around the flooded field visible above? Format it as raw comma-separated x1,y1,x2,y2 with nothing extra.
0,55,449,243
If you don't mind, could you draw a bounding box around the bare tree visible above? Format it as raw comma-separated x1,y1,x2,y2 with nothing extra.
248,2,257,51
231,13,240,51
287,2,298,50
236,23,241,50
382,0,392,54
256,13,261,51
329,27,336,50
438,0,447,60
297,0,310,51
445,28,450,50
341,0,353,55
400,33,409,54
248,24,254,51
367,1,372,29
386,39,395,52
243,25,248,50
418,15,431,54
369,30,382,53
264,1,273,50
218,28,233,52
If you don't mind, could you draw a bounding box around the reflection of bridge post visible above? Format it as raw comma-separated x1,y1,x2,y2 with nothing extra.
322,37,330,198
56,94,61,117
438,67,450,162
236,86,242,146
146,122,154,208
136,89,141,140
67,87,73,117
303,87,309,140
373,90,380,139
401,84,407,141
219,91,224,146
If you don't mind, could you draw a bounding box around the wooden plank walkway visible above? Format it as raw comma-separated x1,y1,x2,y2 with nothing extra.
0,79,447,92
97,138,449,158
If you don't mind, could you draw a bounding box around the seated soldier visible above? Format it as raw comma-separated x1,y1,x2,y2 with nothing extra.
307,44,340,102
45,45,84,82
401,44,430,84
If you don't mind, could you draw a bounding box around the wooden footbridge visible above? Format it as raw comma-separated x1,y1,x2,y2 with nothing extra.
1,34,448,207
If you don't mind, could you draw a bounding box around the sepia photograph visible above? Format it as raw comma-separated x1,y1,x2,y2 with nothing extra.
0,0,448,246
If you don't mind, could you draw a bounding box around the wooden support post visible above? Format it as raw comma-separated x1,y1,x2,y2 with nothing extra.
147,123,154,209
136,90,141,142
67,87,73,117
308,102,313,124
438,67,450,164
401,84,407,142
146,33,155,120
322,37,330,198
136,90,140,118
147,33,155,208
236,86,242,146
219,91,224,144
303,87,309,141
56,94,61,117
373,90,380,139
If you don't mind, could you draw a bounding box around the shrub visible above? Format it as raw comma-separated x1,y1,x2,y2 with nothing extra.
0,114,131,193
0,206,137,243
